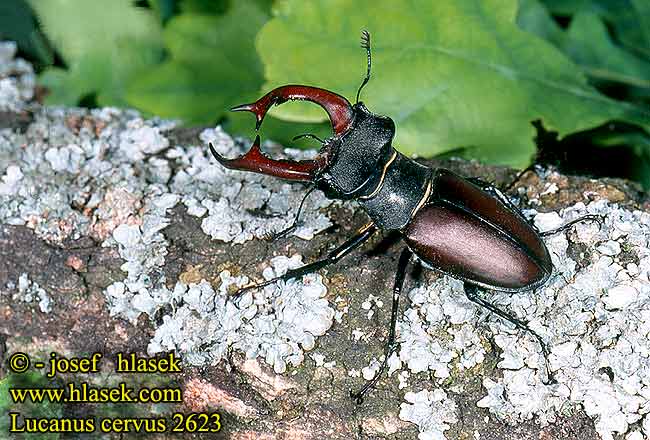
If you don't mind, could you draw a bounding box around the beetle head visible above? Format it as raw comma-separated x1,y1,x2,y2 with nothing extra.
318,101,395,199
209,31,395,199
210,87,396,199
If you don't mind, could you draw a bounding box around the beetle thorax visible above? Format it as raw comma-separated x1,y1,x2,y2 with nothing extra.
317,103,396,199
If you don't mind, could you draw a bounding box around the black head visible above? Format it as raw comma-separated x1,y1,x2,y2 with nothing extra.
316,102,395,199
209,31,394,200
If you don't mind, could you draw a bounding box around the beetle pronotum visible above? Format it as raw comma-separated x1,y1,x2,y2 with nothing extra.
209,31,599,403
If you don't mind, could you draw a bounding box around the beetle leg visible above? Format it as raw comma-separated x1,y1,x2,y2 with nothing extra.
466,177,508,202
539,214,603,237
503,164,539,193
469,177,604,238
463,283,556,384
232,223,378,298
504,120,560,193
350,248,412,404
264,185,317,241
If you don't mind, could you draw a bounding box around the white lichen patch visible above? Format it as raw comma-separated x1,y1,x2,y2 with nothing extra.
397,277,483,379
399,388,458,440
3,88,330,246
103,191,179,322
147,256,334,373
0,41,35,112
0,104,176,243
2,273,52,313
362,357,383,380
394,200,650,440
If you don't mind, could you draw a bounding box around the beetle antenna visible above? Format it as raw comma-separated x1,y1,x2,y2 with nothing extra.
356,30,372,104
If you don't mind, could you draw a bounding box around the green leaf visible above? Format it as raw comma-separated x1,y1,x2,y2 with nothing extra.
562,11,650,89
0,0,53,66
149,0,177,23
517,0,565,47
127,0,327,145
29,0,164,107
257,0,650,166
39,67,93,106
519,2,650,93
628,0,650,58
178,0,274,15
542,0,650,59
178,0,229,15
126,1,266,123
225,109,332,147
541,0,616,17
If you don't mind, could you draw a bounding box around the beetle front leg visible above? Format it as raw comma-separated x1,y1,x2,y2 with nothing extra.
233,223,378,297
350,248,412,404
463,283,555,384
264,185,317,241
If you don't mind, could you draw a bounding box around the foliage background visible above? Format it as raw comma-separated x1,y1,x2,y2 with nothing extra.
2,0,650,187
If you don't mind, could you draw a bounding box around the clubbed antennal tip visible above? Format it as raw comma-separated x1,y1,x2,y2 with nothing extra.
360,29,370,50
356,30,372,104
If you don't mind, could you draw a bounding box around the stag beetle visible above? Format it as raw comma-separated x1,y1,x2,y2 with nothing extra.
209,31,598,403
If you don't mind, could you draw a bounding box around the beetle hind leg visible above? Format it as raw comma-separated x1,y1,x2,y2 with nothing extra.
503,164,539,193
463,283,556,385
540,214,603,237
350,248,412,404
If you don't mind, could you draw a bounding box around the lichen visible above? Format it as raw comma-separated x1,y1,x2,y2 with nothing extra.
147,256,334,373
399,388,458,440
0,103,176,243
0,41,34,112
2,273,52,313
103,191,179,322
185,127,333,244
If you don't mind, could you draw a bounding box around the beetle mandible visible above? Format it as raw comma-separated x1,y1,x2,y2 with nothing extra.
209,31,598,403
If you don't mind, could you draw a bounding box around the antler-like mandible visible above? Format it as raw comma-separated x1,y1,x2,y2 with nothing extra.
209,135,326,182
232,85,355,135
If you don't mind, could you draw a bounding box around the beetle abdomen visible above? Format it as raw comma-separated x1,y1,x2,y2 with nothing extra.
436,170,552,265
404,202,550,290
403,169,553,292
